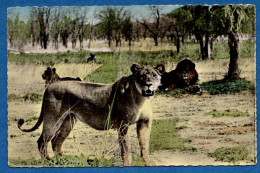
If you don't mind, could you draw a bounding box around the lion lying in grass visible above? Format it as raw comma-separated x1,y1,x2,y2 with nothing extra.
18,63,165,166
159,58,199,91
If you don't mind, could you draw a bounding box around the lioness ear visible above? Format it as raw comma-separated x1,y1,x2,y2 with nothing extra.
52,68,56,73
47,67,51,71
155,64,165,75
131,63,141,75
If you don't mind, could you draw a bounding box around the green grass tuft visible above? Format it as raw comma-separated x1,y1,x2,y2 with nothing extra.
201,79,255,95
22,93,43,102
150,118,195,153
8,93,43,102
205,109,250,117
208,146,252,163
8,93,22,100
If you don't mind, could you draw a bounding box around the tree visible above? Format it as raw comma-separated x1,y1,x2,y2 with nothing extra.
31,7,51,49
98,7,131,48
138,6,164,46
50,7,62,49
98,7,117,47
122,16,133,49
211,5,255,80
60,16,72,48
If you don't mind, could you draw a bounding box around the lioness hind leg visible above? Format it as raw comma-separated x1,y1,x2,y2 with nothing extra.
51,114,77,155
118,126,131,166
37,134,50,159
137,119,155,166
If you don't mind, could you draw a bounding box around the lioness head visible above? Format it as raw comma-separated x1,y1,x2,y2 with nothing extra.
42,67,60,81
131,63,165,98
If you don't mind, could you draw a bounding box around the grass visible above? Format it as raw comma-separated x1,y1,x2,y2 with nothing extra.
200,79,255,95
84,51,189,84
205,109,250,117
208,146,253,163
8,154,148,167
212,40,255,59
150,118,196,153
8,116,39,123
8,93,43,102
8,155,122,167
156,87,190,97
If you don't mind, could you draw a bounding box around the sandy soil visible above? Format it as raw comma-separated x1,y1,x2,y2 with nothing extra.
7,58,256,166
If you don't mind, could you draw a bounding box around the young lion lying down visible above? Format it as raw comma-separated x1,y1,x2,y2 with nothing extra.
18,63,165,166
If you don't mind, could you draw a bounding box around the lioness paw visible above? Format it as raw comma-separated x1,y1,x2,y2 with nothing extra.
146,160,156,166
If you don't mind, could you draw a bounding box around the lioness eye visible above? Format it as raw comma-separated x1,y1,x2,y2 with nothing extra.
152,72,157,78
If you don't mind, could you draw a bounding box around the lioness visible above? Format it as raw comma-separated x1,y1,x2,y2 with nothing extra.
18,63,165,166
42,67,81,88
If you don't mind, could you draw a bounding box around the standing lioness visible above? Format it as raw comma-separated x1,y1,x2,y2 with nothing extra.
18,63,165,166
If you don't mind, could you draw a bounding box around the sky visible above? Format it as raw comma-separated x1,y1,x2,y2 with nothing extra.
7,5,182,24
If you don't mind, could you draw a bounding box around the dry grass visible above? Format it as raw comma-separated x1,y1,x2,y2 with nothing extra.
7,63,102,95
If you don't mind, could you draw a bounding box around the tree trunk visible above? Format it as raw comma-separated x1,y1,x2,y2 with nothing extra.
199,36,205,60
108,36,112,47
128,38,132,51
153,35,158,46
209,38,214,59
176,34,180,54
203,34,209,60
43,36,48,49
226,32,240,80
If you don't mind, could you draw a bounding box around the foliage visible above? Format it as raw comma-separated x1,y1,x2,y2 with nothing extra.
205,109,250,117
150,118,196,153
200,79,255,95
97,7,132,47
211,5,255,35
208,146,253,163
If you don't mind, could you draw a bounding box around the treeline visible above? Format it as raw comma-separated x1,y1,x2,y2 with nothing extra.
7,5,255,60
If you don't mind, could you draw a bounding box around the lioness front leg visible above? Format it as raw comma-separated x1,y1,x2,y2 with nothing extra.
137,119,156,166
118,126,131,166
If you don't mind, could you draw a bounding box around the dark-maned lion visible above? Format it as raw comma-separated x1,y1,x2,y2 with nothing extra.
18,63,165,166
159,58,199,91
42,67,81,88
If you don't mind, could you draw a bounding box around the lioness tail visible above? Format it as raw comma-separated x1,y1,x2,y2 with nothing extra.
18,111,43,132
